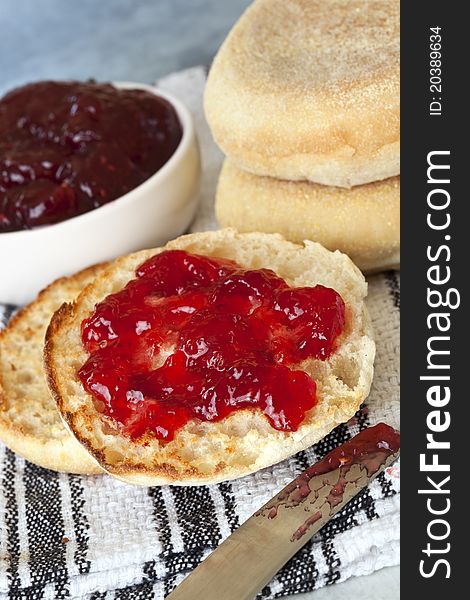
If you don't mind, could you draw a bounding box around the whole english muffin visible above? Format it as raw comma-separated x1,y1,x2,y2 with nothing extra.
204,0,400,188
0,265,105,474
216,160,400,272
45,230,375,486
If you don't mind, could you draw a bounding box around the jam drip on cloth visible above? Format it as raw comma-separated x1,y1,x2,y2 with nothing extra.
79,250,345,441
0,81,182,232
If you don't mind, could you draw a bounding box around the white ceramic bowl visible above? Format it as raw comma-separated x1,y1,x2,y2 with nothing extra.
0,82,201,305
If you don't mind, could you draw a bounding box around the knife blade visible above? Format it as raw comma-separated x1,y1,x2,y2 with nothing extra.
167,422,400,600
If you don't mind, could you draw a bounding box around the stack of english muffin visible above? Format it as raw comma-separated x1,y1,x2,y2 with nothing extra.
204,0,400,273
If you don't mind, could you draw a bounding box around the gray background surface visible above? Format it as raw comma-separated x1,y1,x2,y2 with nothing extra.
0,1,399,597
0,0,250,94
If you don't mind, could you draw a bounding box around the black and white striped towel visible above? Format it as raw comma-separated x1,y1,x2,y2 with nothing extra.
0,67,400,599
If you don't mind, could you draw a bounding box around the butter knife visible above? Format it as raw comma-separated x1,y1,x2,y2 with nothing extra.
167,422,400,600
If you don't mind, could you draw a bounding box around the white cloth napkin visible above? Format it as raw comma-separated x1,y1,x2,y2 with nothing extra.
0,66,400,600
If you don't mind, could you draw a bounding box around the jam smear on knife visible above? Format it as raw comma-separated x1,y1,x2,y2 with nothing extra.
256,422,400,541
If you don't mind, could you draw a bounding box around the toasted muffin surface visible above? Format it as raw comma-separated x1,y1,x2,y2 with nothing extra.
45,230,375,485
0,265,105,474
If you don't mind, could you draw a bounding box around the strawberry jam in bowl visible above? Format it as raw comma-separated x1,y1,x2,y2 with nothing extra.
0,81,183,232
0,81,200,305
78,250,346,441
